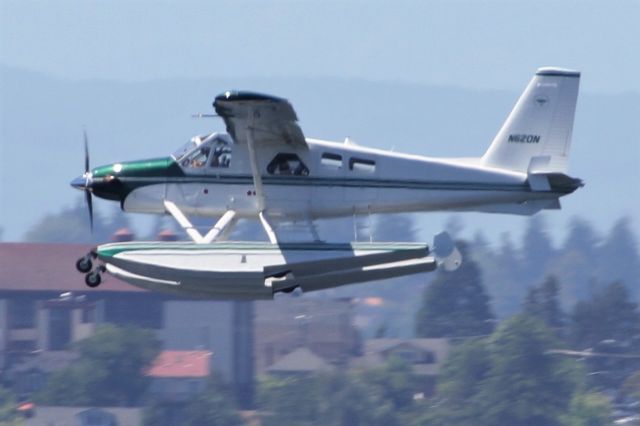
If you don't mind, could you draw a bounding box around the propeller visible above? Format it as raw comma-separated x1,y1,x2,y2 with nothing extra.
82,130,94,231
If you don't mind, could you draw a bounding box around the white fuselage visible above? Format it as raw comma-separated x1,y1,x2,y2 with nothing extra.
122,136,554,219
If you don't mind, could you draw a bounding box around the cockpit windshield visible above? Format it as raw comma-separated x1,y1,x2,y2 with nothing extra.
181,146,211,168
171,140,198,161
173,134,233,170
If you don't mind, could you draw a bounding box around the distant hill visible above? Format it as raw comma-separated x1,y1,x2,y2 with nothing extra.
1,65,638,241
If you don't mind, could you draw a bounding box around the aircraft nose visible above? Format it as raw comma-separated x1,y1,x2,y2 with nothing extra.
70,175,90,190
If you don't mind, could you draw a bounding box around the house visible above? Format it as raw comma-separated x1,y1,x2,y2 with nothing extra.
0,242,252,407
254,298,360,374
0,243,161,366
5,350,78,397
351,338,451,395
147,350,212,402
265,347,333,377
0,242,361,409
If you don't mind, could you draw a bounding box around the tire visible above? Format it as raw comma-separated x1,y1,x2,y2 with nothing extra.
76,256,93,273
85,272,101,288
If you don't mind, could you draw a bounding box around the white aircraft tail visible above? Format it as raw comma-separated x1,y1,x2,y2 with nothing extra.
482,67,580,174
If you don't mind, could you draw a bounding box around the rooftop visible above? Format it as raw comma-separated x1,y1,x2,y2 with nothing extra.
266,347,333,374
147,350,212,378
0,243,142,293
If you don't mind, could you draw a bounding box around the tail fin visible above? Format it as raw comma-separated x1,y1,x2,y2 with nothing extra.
482,67,580,173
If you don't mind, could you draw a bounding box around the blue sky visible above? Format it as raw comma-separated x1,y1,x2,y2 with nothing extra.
1,0,638,93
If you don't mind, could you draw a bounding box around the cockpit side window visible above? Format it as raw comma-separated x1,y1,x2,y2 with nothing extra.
267,153,309,176
209,140,232,168
181,146,211,168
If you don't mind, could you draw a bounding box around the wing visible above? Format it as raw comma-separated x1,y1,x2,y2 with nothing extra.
213,91,307,148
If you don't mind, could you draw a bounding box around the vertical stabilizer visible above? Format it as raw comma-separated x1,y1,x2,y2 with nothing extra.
482,67,580,173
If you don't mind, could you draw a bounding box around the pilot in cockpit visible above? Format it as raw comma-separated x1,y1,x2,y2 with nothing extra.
210,141,232,168
182,146,210,168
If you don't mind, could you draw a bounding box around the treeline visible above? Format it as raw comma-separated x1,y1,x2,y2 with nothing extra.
471,215,640,317
249,267,640,425
413,242,640,423
318,214,639,339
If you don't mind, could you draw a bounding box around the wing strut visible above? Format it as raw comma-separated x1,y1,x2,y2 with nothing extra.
246,107,266,212
244,107,279,243
163,200,237,244
259,211,278,244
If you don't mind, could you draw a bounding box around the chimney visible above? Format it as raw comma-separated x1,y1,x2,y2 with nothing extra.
158,229,178,241
112,228,134,242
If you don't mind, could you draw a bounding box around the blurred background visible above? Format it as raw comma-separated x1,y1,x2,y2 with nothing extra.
0,1,638,424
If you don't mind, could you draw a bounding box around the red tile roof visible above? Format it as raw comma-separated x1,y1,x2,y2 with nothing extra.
0,243,142,292
147,351,212,378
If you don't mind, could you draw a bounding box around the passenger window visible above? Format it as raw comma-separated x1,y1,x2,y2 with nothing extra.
321,153,342,168
349,157,376,173
209,141,232,168
181,146,211,168
267,153,309,176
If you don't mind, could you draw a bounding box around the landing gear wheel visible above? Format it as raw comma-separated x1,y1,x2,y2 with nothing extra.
76,256,93,273
85,271,102,288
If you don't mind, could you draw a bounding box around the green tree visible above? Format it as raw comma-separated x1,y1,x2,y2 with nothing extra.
183,377,244,426
597,217,640,298
570,282,640,390
569,281,640,349
0,386,18,423
552,217,601,306
360,355,417,411
23,198,107,243
37,325,160,407
416,242,494,338
444,215,464,239
316,372,397,426
373,213,417,242
143,398,181,426
561,393,611,426
476,315,582,426
521,215,556,284
258,371,401,426
258,375,320,426
621,370,640,413
563,217,599,261
430,338,491,425
523,275,564,331
479,232,523,317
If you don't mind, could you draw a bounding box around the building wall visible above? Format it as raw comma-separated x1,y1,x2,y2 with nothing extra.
254,298,359,373
160,301,234,380
149,377,207,402
71,308,95,341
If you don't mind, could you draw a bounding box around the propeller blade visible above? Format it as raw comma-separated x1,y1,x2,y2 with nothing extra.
83,130,93,231
85,189,94,231
83,130,90,174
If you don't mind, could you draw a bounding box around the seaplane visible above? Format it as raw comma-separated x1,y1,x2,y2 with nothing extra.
70,67,583,299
